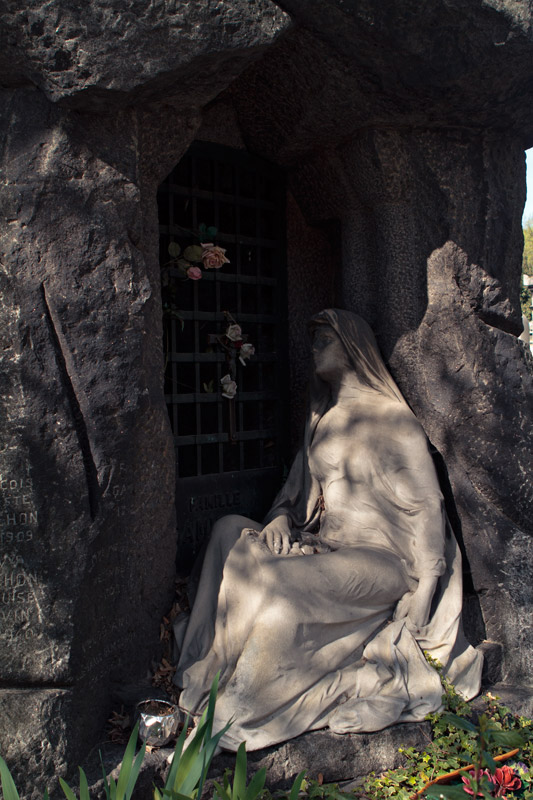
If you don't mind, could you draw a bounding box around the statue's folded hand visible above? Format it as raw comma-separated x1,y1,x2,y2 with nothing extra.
260,514,291,555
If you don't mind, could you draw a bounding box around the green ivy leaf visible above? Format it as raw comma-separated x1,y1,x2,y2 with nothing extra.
426,784,479,799
440,713,477,733
168,242,181,258
207,226,218,238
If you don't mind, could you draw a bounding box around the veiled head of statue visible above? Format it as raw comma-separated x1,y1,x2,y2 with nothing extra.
310,324,351,382
309,309,405,405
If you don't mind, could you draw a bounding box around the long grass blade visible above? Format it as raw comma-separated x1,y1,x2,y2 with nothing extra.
116,723,139,800
100,752,111,800
289,771,306,800
244,767,266,800
212,780,230,800
164,719,190,794
79,768,90,800
233,743,247,800
125,740,146,800
0,757,20,800
58,778,77,800
163,791,200,800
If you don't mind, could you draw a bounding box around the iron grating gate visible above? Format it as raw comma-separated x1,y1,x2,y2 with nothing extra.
158,141,289,571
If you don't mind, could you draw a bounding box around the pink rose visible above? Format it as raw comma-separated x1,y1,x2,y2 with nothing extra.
187,266,202,281
201,243,230,269
226,324,242,342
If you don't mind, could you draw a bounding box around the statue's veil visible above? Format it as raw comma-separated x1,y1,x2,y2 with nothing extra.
308,308,406,406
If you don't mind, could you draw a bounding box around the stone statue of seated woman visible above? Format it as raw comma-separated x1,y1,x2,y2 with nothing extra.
173,309,482,751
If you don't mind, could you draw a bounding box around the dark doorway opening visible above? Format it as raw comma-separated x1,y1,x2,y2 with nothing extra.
158,141,289,572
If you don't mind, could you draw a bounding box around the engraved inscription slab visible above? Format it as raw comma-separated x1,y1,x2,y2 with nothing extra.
175,468,281,573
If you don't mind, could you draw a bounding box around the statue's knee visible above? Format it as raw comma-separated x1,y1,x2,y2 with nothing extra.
210,515,246,547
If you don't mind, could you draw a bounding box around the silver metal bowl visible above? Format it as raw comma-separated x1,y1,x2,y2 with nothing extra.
136,699,180,746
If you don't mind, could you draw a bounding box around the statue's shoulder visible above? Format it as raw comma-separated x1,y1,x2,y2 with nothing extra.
381,402,428,440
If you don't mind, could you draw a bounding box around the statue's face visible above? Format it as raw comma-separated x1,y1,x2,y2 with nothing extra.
312,326,350,381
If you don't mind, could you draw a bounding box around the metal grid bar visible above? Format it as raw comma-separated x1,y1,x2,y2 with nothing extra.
172,310,277,324
160,225,277,249
160,141,287,478
165,391,278,404
165,268,277,287
164,184,277,211
175,429,276,446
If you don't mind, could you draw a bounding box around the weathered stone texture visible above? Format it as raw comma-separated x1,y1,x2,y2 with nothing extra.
0,690,71,798
0,88,181,793
274,0,533,142
0,1,291,106
209,722,433,790
82,722,433,799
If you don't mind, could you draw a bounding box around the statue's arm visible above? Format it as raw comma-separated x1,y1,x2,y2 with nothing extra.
263,446,310,526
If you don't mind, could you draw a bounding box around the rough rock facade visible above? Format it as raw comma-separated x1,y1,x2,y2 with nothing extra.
0,0,532,796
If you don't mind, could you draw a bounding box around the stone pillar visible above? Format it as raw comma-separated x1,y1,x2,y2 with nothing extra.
0,89,178,795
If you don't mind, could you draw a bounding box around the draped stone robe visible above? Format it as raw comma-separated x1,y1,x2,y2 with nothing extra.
174,310,482,750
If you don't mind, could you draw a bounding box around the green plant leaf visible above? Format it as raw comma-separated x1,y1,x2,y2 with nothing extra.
0,756,20,800
79,769,90,800
162,791,199,800
425,784,478,799
439,713,477,733
233,743,247,800
289,771,307,800
164,717,190,795
198,223,207,234
244,767,266,800
206,227,217,238
116,722,145,800
489,729,524,749
125,739,147,800
58,778,77,800
481,750,496,772
100,752,111,800
162,790,202,800
179,710,231,798
183,245,204,262
168,242,181,258
212,780,230,800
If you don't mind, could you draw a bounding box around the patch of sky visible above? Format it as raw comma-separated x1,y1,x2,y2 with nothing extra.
523,148,533,225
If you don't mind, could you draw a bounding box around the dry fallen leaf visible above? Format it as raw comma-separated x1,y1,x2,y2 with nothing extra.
107,706,131,743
